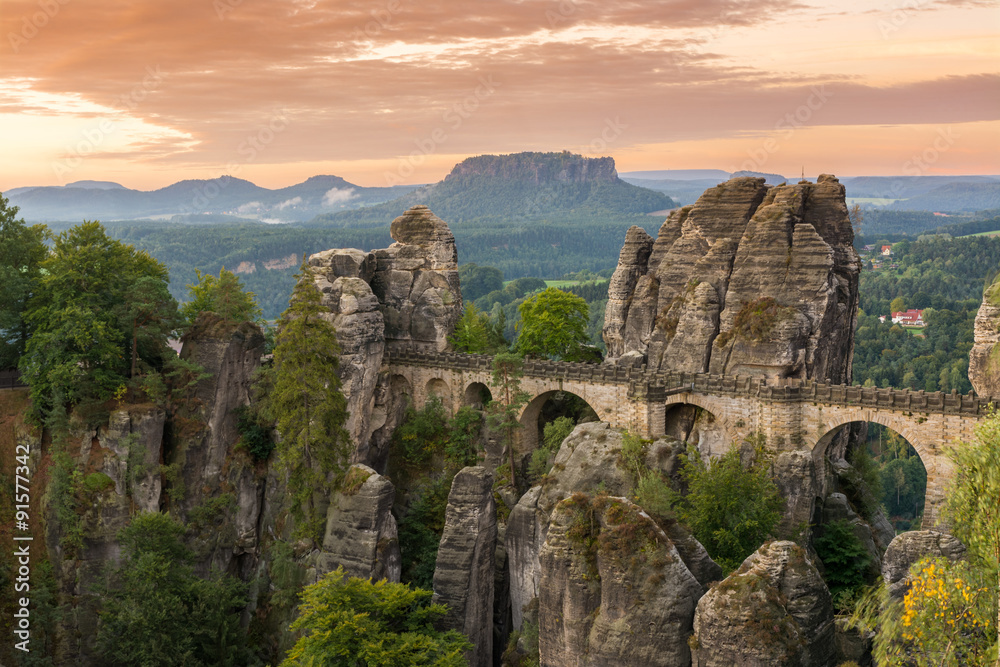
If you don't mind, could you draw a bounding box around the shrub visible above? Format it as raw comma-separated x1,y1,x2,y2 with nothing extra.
235,405,273,462
814,519,871,607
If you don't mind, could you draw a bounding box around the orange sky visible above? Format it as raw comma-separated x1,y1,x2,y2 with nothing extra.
1,0,997,190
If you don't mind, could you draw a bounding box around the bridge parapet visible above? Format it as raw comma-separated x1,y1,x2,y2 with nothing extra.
385,349,998,417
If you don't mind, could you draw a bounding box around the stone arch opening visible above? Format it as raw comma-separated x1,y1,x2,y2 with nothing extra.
517,390,600,469
814,419,928,534
662,401,730,460
463,382,492,409
425,377,451,412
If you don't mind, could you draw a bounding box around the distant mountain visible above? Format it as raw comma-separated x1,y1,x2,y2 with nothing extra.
3,175,419,222
886,182,1000,212
619,177,723,206
729,170,789,184
313,151,676,226
841,175,1000,200
619,169,730,181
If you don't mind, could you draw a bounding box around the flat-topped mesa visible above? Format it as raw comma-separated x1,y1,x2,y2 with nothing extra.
603,174,860,384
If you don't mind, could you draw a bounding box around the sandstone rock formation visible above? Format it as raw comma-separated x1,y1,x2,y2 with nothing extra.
969,273,1000,398
882,530,966,600
604,175,860,384
691,541,836,667
173,314,267,574
539,495,703,667
432,467,497,667
306,204,463,466
316,464,401,583
506,423,720,629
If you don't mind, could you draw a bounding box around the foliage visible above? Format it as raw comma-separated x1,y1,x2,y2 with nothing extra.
180,267,262,325
267,261,350,541
814,520,871,606
943,409,1000,653
234,404,274,461
95,512,250,667
842,441,885,522
486,353,531,489
514,288,591,361
669,439,784,573
528,416,574,483
397,476,451,589
18,221,178,422
391,396,450,467
449,303,508,354
0,193,48,369
280,567,471,667
872,558,997,666
458,263,503,302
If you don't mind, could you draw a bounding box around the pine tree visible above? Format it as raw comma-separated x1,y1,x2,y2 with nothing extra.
269,259,350,541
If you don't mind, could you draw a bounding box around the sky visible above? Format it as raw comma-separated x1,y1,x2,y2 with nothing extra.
0,0,997,191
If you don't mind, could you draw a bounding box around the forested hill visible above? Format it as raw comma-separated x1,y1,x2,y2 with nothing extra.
307,151,676,227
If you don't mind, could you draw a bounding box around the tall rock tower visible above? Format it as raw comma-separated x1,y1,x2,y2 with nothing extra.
604,175,861,384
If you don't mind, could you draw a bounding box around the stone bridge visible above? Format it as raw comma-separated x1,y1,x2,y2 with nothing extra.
386,349,998,528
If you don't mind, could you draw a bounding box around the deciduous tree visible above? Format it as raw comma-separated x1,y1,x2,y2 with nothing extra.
514,287,590,361
0,193,47,368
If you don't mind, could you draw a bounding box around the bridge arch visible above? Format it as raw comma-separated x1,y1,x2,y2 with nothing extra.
424,377,452,412
463,381,492,409
518,389,605,455
810,411,951,529
663,394,738,458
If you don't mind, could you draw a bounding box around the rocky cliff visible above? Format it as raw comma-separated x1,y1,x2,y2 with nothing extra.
969,273,1000,398
604,175,860,384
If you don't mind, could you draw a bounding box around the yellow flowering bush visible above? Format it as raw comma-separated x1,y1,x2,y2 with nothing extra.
875,557,996,666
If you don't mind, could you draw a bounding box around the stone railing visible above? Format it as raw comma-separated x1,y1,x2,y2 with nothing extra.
385,349,998,417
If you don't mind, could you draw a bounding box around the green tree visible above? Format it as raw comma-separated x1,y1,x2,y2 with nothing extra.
514,288,590,361
814,519,872,606
280,567,471,667
486,352,531,488
0,193,48,368
19,222,175,420
95,512,249,667
449,303,508,354
181,267,262,325
670,438,784,573
268,260,350,540
458,263,503,303
943,409,1000,654
889,296,906,314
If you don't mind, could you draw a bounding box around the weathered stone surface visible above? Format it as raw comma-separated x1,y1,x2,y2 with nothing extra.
605,175,859,387
604,226,654,358
372,205,463,352
432,467,497,667
771,450,818,540
506,423,720,629
692,541,836,667
316,464,401,582
834,617,874,667
539,495,703,667
174,314,267,574
882,530,965,600
969,275,1000,398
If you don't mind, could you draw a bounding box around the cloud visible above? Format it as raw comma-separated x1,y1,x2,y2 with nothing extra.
322,187,357,206
274,196,302,209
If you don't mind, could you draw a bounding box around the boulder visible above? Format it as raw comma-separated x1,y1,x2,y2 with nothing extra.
969,274,1000,398
316,464,401,582
432,467,497,667
691,541,836,667
539,495,703,667
881,530,965,600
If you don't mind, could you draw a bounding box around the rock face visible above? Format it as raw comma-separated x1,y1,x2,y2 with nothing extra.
506,423,720,630
539,495,704,667
969,274,1000,398
691,541,836,667
316,464,401,583
882,530,966,600
173,314,267,574
306,205,463,466
432,467,497,667
604,175,860,384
